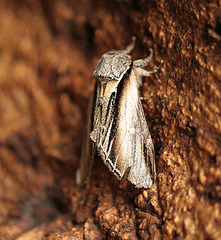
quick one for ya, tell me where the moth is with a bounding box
[76,37,159,188]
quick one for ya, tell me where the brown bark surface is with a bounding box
[0,0,220,239]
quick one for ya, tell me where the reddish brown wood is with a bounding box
[0,0,220,239]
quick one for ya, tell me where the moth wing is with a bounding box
[100,69,155,188]
[119,70,155,188]
[75,88,96,185]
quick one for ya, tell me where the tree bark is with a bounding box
[0,0,220,239]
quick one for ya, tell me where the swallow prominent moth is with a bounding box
[77,37,158,188]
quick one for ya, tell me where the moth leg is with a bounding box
[90,129,97,143]
[122,36,136,54]
[140,93,153,100]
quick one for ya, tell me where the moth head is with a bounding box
[93,51,132,81]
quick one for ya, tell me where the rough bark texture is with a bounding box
[0,0,220,239]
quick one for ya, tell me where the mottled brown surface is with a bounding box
[0,0,220,239]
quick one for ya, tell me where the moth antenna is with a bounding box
[122,36,136,54]
[134,59,163,77]
[133,49,153,68]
